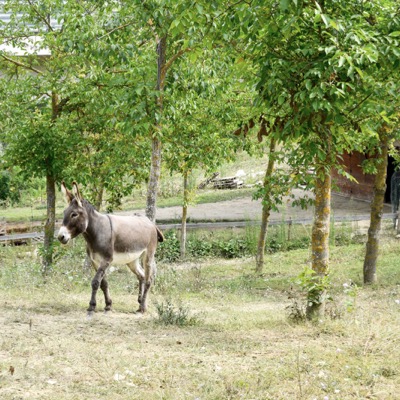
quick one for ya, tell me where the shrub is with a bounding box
[216,237,250,258]
[154,298,202,326]
[157,230,181,262]
[156,225,313,262]
[187,237,213,258]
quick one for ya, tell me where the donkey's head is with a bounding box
[57,182,89,244]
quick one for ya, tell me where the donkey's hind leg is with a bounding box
[100,277,112,312]
[139,252,156,313]
[127,259,145,312]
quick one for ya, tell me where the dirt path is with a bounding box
[122,189,392,223]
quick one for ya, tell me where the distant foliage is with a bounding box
[0,170,22,206]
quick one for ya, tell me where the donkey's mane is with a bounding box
[82,199,97,212]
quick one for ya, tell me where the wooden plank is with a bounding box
[1,213,397,243]
[0,218,6,236]
[0,231,44,243]
[159,213,397,231]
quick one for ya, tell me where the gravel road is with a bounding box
[124,189,392,223]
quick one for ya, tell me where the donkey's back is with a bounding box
[109,214,164,255]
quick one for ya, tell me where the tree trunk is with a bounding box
[146,35,167,222]
[363,131,390,284]
[42,174,56,274]
[306,165,331,320]
[94,181,105,211]
[180,171,189,259]
[146,137,162,222]
[42,92,60,273]
[255,137,276,274]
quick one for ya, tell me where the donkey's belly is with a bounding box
[92,250,144,266]
[112,250,144,265]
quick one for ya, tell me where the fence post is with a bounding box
[397,211,400,235]
[0,218,6,236]
[287,217,292,241]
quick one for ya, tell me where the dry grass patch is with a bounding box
[1,241,400,399]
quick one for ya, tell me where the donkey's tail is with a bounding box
[156,226,165,243]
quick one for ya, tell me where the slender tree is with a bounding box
[228,0,400,317]
[1,2,72,270]
[161,46,254,257]
[255,136,276,274]
[0,0,148,268]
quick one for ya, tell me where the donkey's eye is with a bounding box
[71,212,78,218]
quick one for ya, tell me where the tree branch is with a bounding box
[97,20,136,40]
[346,92,373,114]
[0,54,43,75]
[161,47,193,82]
[26,0,53,32]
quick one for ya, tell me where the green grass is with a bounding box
[1,233,400,399]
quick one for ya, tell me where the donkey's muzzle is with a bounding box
[57,226,71,244]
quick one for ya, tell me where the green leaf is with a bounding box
[329,19,339,30]
[280,0,290,11]
[321,14,329,28]
[354,67,364,79]
[196,3,204,15]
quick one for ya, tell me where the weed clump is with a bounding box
[154,298,203,327]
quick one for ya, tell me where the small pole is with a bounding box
[397,211,400,235]
[288,217,293,241]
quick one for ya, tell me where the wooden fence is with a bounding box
[0,218,6,236]
[1,212,397,245]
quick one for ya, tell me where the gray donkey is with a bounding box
[57,182,164,317]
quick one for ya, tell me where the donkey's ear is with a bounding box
[72,182,83,207]
[61,181,74,204]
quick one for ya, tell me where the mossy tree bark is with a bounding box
[306,164,332,320]
[255,137,276,274]
[363,130,390,284]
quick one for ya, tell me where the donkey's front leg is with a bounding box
[88,263,109,317]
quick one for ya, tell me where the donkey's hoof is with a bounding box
[86,311,95,320]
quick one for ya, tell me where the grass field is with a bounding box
[1,231,400,400]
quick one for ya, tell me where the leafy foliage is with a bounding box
[295,266,332,310]
[0,169,23,206]
[157,225,313,263]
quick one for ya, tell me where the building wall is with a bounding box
[332,152,376,201]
